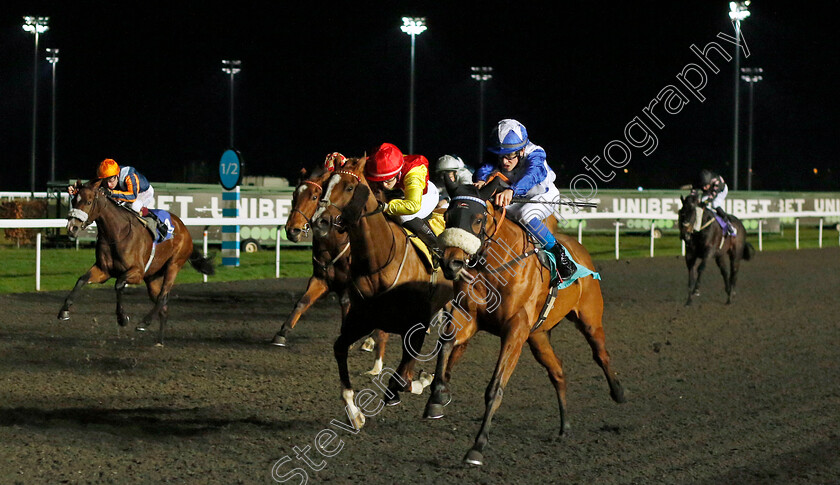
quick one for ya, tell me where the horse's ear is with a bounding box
[443,171,460,196]
[680,195,685,203]
[478,176,505,200]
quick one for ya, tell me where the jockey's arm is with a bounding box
[384,165,427,216]
[108,173,140,202]
[509,152,548,197]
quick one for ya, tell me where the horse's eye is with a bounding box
[345,184,354,192]
[86,201,92,206]
[311,195,318,200]
[471,217,483,233]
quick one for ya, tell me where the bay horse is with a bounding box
[312,156,454,429]
[270,164,388,375]
[678,192,755,305]
[60,179,215,345]
[423,178,626,466]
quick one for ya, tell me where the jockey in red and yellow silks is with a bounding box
[364,143,444,262]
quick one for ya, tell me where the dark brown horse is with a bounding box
[423,180,626,466]
[60,179,214,344]
[270,165,388,375]
[312,156,453,429]
[678,193,755,305]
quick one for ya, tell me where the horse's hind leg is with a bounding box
[567,292,626,404]
[58,266,109,320]
[716,254,732,304]
[527,331,569,435]
[728,251,742,303]
[271,276,329,347]
[141,265,178,345]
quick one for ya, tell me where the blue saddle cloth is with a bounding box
[543,245,601,289]
[147,209,175,243]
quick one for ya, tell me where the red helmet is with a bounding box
[365,143,404,181]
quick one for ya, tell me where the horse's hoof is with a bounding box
[270,335,287,347]
[463,449,484,466]
[57,310,70,321]
[359,337,375,352]
[135,325,147,332]
[384,394,401,407]
[154,342,164,348]
[423,403,445,419]
[118,315,130,327]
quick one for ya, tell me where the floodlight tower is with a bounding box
[23,16,49,195]
[741,67,763,191]
[728,1,750,191]
[471,66,494,165]
[401,17,427,153]
[221,60,242,148]
[47,48,59,183]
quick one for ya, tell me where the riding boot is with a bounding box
[403,217,443,268]
[548,243,577,281]
[715,207,735,236]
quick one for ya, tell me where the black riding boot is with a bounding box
[403,217,443,267]
[548,243,577,281]
[715,207,735,236]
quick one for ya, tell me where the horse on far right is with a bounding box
[678,192,755,305]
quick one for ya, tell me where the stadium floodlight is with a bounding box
[23,16,50,195]
[401,17,426,153]
[728,1,750,190]
[221,60,242,148]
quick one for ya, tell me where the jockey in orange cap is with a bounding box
[68,159,163,235]
[365,143,445,262]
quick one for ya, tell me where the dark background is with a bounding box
[1,1,837,192]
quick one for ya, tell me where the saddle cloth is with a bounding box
[713,213,737,236]
[541,245,601,289]
[146,209,175,243]
[404,212,445,271]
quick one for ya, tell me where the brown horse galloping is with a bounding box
[424,180,626,466]
[678,193,755,305]
[60,179,214,345]
[312,156,453,429]
[270,164,388,375]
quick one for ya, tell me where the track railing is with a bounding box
[2,211,839,290]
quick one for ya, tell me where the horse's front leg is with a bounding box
[271,276,329,347]
[58,265,109,320]
[685,254,698,306]
[424,308,477,419]
[464,319,530,467]
[115,268,144,328]
[334,308,374,430]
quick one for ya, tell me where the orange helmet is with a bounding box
[97,158,120,179]
[365,143,404,182]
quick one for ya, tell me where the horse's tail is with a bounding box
[189,249,215,275]
[743,242,755,261]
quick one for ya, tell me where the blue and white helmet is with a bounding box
[487,119,528,154]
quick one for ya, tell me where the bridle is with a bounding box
[291,179,323,236]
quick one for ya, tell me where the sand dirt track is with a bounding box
[1,247,839,484]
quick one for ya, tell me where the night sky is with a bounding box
[1,2,837,192]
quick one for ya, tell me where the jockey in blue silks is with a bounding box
[474,119,577,280]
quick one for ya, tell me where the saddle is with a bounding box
[143,209,175,243]
[712,213,737,237]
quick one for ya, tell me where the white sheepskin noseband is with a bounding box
[440,227,482,255]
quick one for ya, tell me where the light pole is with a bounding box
[23,16,49,195]
[471,66,493,166]
[401,17,426,154]
[728,1,750,191]
[741,67,763,191]
[47,48,59,183]
[221,60,242,148]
